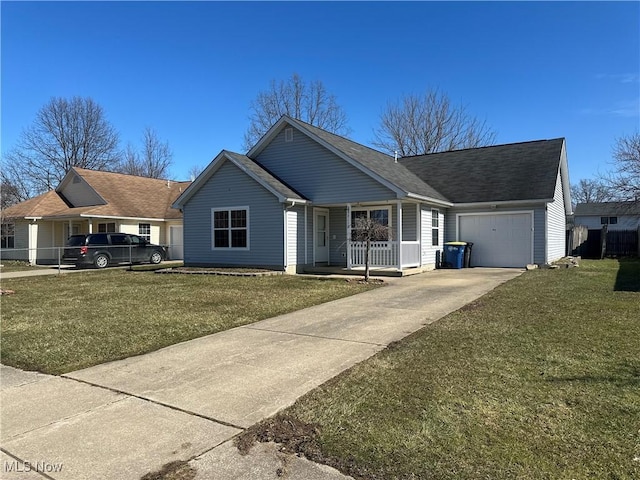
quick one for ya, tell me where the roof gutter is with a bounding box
[405,192,453,207]
[453,198,554,208]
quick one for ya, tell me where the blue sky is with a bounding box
[2,1,639,184]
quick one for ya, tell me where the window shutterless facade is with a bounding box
[98,222,116,233]
[601,216,618,225]
[350,207,391,241]
[212,207,249,249]
[138,223,151,242]
[1,222,15,248]
[431,209,440,246]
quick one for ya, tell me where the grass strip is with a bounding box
[1,270,379,374]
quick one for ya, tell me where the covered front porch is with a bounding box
[312,200,434,272]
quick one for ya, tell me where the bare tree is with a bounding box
[3,97,121,197]
[1,163,31,208]
[350,216,392,282]
[601,131,640,201]
[119,127,173,179]
[571,179,613,206]
[373,88,497,156]
[243,73,350,150]
[186,164,204,181]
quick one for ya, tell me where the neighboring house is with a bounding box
[1,168,190,264]
[172,116,572,272]
[573,201,640,231]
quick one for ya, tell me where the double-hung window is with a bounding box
[98,222,116,233]
[431,209,440,246]
[1,222,15,249]
[138,223,151,242]
[212,207,249,249]
[350,207,391,241]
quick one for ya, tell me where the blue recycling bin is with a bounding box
[444,242,466,269]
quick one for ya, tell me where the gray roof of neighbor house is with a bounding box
[283,117,450,203]
[574,201,640,216]
[399,138,566,204]
[223,151,307,202]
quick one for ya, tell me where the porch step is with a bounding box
[302,266,434,277]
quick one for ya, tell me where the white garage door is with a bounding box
[458,213,533,268]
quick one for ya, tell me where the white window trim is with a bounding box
[431,209,440,246]
[1,222,15,249]
[138,223,151,242]
[349,206,393,241]
[211,206,250,250]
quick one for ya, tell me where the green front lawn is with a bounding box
[257,259,640,479]
[0,270,379,374]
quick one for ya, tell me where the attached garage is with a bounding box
[458,212,533,268]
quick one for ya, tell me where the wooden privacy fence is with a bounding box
[568,226,639,258]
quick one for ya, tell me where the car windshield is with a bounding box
[66,236,85,246]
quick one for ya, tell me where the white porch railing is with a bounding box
[349,241,421,268]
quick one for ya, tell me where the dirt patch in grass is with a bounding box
[236,415,321,458]
[140,460,196,480]
[235,415,379,480]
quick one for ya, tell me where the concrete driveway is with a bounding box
[1,268,522,479]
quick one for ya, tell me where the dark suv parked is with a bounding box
[62,233,166,269]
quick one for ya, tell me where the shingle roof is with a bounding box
[71,168,190,219]
[2,168,190,220]
[223,151,307,202]
[399,138,565,203]
[1,190,70,219]
[284,117,450,203]
[574,201,640,216]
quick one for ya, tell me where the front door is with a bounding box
[314,209,329,264]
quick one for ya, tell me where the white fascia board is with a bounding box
[453,199,552,208]
[405,192,453,207]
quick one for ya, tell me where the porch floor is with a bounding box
[302,265,435,277]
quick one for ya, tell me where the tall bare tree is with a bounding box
[119,127,173,179]
[571,178,613,206]
[243,73,350,150]
[3,97,121,197]
[601,131,640,201]
[373,88,497,156]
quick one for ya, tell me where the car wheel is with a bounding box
[150,251,163,264]
[94,254,109,269]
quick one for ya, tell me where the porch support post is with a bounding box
[397,200,403,270]
[87,218,93,234]
[346,203,352,269]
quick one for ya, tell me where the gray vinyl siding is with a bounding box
[546,169,567,262]
[574,215,640,230]
[401,203,418,241]
[329,207,348,266]
[182,160,284,268]
[446,205,547,265]
[255,128,396,204]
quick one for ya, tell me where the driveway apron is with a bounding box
[1,268,522,479]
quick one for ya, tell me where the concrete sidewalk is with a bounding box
[1,268,522,480]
